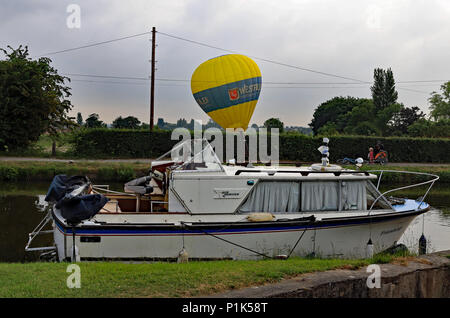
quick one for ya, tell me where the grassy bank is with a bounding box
[0,161,149,182]
[0,254,402,298]
[0,160,449,183]
[351,164,450,183]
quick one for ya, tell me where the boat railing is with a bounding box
[234,169,371,176]
[25,210,56,253]
[367,170,439,214]
[91,185,136,196]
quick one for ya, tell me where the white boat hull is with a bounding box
[53,205,425,261]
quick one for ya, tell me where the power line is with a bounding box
[158,31,369,83]
[396,87,429,94]
[38,31,151,57]
[65,73,149,81]
[38,27,443,95]
[71,79,148,85]
[64,73,448,85]
[69,78,435,92]
[157,31,446,95]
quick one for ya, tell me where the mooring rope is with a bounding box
[183,217,315,260]
[287,227,308,259]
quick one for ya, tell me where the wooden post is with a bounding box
[150,27,156,131]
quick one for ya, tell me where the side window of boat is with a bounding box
[301,181,339,211]
[239,180,378,213]
[239,181,301,213]
[340,181,367,211]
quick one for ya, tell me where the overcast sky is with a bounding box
[1,0,449,126]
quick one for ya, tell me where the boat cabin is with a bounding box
[96,139,391,215]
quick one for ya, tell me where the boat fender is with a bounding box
[247,213,275,222]
[177,248,189,263]
[366,238,374,258]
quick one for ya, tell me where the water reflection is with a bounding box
[0,194,53,262]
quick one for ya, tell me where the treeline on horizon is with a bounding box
[75,113,313,135]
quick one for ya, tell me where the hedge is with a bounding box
[72,129,450,163]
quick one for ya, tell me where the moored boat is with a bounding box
[26,139,439,261]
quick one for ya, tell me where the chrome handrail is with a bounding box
[367,170,439,214]
[25,210,56,252]
[91,185,136,196]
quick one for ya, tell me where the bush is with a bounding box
[0,166,19,181]
[72,129,177,158]
[72,129,450,163]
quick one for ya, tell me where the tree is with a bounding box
[85,113,106,128]
[176,118,188,128]
[112,116,141,129]
[309,97,372,135]
[373,102,403,136]
[77,112,83,126]
[371,67,398,111]
[384,68,398,108]
[317,122,339,136]
[204,119,222,130]
[157,118,165,129]
[408,118,450,137]
[387,106,425,135]
[0,45,73,150]
[263,118,284,133]
[428,81,450,121]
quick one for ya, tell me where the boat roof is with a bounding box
[173,164,377,180]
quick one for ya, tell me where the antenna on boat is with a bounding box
[318,137,330,168]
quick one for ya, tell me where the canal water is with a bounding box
[0,182,449,262]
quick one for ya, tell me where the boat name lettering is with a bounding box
[213,188,246,199]
[380,227,402,236]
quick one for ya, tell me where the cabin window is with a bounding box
[340,181,367,210]
[301,181,367,211]
[301,181,339,211]
[239,181,300,213]
[239,180,372,213]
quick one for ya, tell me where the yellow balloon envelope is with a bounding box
[191,54,262,130]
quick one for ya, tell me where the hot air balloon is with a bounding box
[191,54,262,130]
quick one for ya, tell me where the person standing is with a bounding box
[368,147,374,164]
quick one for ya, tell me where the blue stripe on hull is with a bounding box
[55,210,424,237]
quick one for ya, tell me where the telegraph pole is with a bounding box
[150,27,156,131]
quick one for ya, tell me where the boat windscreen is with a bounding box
[175,139,224,172]
[366,181,393,210]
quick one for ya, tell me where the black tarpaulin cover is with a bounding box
[46,175,108,225]
[56,194,109,225]
[45,175,89,202]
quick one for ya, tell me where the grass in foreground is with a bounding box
[0,254,402,298]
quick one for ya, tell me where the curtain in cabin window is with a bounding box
[239,181,300,213]
[301,181,367,211]
[341,181,366,210]
[301,181,339,211]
